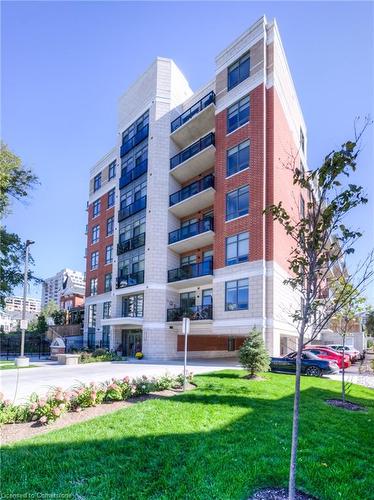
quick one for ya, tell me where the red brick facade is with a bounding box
[177,335,245,352]
[85,192,114,297]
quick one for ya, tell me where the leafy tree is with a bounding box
[42,300,60,319]
[51,309,66,326]
[36,314,48,334]
[331,277,366,403]
[239,329,270,378]
[265,124,373,500]
[0,142,39,306]
[365,309,374,339]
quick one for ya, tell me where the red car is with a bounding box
[304,346,351,369]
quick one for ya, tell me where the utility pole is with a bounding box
[16,239,34,367]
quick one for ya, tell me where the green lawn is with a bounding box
[0,360,36,370]
[1,371,374,499]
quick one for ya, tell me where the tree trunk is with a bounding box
[288,330,305,500]
[342,335,346,404]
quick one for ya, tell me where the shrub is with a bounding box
[132,375,156,396]
[92,348,108,357]
[28,387,71,424]
[153,373,175,391]
[0,394,29,424]
[239,328,270,378]
[70,383,105,410]
[173,371,194,388]
[104,377,132,402]
[79,351,122,364]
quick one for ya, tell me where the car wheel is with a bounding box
[306,366,322,377]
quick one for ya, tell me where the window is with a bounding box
[226,232,249,265]
[87,329,96,349]
[102,325,110,349]
[90,278,98,296]
[107,188,115,208]
[103,301,111,319]
[90,251,99,270]
[122,294,144,317]
[91,225,100,244]
[106,216,114,236]
[94,173,101,192]
[120,216,145,243]
[88,304,96,327]
[228,52,250,90]
[228,338,235,351]
[180,291,196,309]
[226,185,249,220]
[120,180,147,208]
[92,199,101,218]
[105,245,113,265]
[225,279,249,310]
[300,128,305,153]
[108,161,116,180]
[202,289,213,306]
[118,252,144,277]
[181,255,197,266]
[203,250,213,261]
[227,140,250,177]
[227,96,250,133]
[104,272,112,292]
[122,111,149,143]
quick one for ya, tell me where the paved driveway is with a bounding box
[0,358,241,403]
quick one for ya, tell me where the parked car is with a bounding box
[327,344,361,362]
[304,346,351,369]
[270,351,339,377]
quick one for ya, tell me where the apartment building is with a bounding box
[41,269,85,308]
[84,16,307,359]
[0,296,41,333]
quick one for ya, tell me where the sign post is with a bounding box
[182,317,190,391]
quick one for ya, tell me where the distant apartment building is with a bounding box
[41,269,85,308]
[0,296,41,333]
[84,17,307,359]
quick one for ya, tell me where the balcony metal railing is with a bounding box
[170,91,216,133]
[168,217,213,245]
[167,304,213,322]
[170,132,215,170]
[120,124,149,157]
[119,160,148,189]
[168,258,213,283]
[117,232,145,256]
[118,196,146,222]
[169,174,214,207]
[116,270,144,289]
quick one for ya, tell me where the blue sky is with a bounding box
[2,1,374,302]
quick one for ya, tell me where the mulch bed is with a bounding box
[1,384,195,446]
[249,488,317,499]
[325,399,366,411]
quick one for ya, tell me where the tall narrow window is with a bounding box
[226,140,250,177]
[91,225,100,244]
[105,245,113,264]
[94,173,101,192]
[107,188,115,208]
[227,96,250,133]
[108,161,116,180]
[90,278,98,296]
[104,272,112,292]
[102,301,111,319]
[106,216,114,236]
[90,251,99,270]
[226,185,249,221]
[228,52,250,90]
[92,199,101,218]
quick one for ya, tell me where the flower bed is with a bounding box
[0,372,193,425]
[78,348,122,363]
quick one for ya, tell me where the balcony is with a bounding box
[118,196,146,222]
[116,270,144,289]
[119,160,148,189]
[170,133,215,183]
[117,232,145,256]
[170,91,215,148]
[120,125,149,157]
[168,218,214,253]
[167,304,213,322]
[169,174,215,218]
[168,259,213,288]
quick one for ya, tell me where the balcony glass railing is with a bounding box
[171,91,216,133]
[169,174,214,206]
[120,125,149,157]
[117,232,145,256]
[170,132,215,170]
[168,217,213,245]
[116,270,144,289]
[118,196,146,222]
[167,304,213,322]
[168,258,213,283]
[119,160,148,189]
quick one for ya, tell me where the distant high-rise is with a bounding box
[41,269,85,308]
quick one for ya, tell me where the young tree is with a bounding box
[331,277,366,403]
[51,309,66,326]
[0,142,40,306]
[265,125,373,500]
[36,314,48,334]
[239,328,270,378]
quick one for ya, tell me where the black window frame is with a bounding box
[227,96,250,133]
[92,199,101,218]
[102,301,111,319]
[90,251,99,270]
[90,277,98,296]
[107,188,115,209]
[104,272,112,292]
[226,185,249,221]
[108,161,116,181]
[106,216,114,236]
[105,244,113,265]
[91,224,100,244]
[228,52,250,91]
[93,173,102,192]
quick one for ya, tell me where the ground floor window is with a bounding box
[87,328,96,348]
[102,326,110,349]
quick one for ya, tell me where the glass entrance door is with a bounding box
[121,329,142,357]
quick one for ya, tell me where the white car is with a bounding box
[327,344,361,362]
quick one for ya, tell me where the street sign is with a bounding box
[20,319,28,330]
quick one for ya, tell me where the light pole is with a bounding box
[15,239,34,367]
